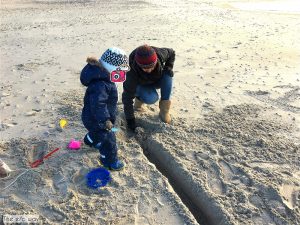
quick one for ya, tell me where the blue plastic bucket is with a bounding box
[86,167,111,188]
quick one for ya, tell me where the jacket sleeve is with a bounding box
[89,83,110,129]
[108,85,118,124]
[158,48,176,71]
[109,103,117,125]
[122,69,138,120]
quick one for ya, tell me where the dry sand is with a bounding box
[1,0,299,224]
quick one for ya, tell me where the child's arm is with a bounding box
[89,83,111,129]
[107,86,118,125]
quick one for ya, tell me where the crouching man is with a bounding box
[122,44,175,131]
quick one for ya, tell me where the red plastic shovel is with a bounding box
[30,147,60,168]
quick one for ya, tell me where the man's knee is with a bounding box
[139,92,159,104]
[136,85,159,104]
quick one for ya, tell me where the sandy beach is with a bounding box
[1,0,299,224]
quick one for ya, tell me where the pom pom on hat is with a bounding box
[100,47,129,73]
[135,45,158,69]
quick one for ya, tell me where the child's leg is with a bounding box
[98,131,118,165]
[84,131,106,151]
[83,133,94,147]
[84,131,124,170]
[98,131,125,170]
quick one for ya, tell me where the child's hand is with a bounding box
[105,120,113,130]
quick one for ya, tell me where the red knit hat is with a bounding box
[135,45,158,69]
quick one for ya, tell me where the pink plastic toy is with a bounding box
[68,139,81,150]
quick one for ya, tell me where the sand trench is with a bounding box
[131,103,300,225]
[136,133,229,225]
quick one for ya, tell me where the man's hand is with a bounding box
[126,118,137,131]
[105,120,113,130]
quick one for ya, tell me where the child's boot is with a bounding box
[108,160,125,171]
[83,133,94,147]
[99,157,125,171]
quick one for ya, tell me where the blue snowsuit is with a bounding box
[80,57,118,164]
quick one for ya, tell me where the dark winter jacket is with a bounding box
[81,57,118,132]
[122,47,175,119]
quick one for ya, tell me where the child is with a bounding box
[80,47,128,171]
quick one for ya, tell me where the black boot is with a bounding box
[83,133,94,147]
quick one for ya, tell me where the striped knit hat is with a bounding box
[135,45,158,69]
[100,47,128,73]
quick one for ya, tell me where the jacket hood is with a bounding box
[80,57,111,86]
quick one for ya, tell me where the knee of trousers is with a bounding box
[138,90,159,104]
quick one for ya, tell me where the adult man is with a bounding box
[122,44,175,131]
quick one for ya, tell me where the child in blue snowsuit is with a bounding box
[80,47,128,171]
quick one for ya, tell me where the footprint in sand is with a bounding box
[245,86,300,113]
[249,185,294,225]
[52,172,68,198]
[133,192,156,225]
[206,164,226,195]
[72,168,88,185]
[279,184,300,210]
[218,159,252,186]
[195,153,226,195]
[15,62,40,72]
[71,168,93,193]
[40,204,66,222]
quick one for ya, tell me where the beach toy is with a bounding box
[30,148,60,168]
[86,167,111,189]
[59,119,68,129]
[68,139,81,150]
[0,159,12,179]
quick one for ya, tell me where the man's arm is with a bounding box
[155,47,176,74]
[122,70,138,120]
